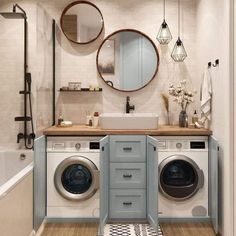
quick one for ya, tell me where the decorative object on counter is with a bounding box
[168,80,196,127]
[171,0,187,62]
[93,112,99,127]
[156,0,172,44]
[97,29,159,92]
[60,1,104,44]
[161,93,170,125]
[60,121,73,127]
[58,114,64,125]
[192,110,199,128]
[200,67,212,128]
[179,110,188,127]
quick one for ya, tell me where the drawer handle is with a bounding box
[123,147,132,151]
[123,202,132,206]
[123,174,132,178]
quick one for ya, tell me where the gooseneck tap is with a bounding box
[126,96,135,113]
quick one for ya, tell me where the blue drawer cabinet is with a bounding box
[99,135,159,236]
[110,163,146,189]
[109,189,146,219]
[110,135,146,162]
[109,135,148,220]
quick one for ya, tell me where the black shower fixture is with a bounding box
[0,4,35,149]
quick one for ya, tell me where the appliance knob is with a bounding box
[75,143,81,150]
[176,142,182,149]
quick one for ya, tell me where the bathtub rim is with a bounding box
[0,162,33,200]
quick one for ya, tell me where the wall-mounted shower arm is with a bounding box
[13,4,27,19]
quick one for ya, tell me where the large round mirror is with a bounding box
[97,29,159,92]
[60,1,104,44]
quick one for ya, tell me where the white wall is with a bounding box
[0,0,200,144]
[196,0,232,235]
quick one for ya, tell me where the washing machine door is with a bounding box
[54,156,99,201]
[159,155,204,201]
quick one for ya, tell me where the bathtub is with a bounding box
[0,149,34,236]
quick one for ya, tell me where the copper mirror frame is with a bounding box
[60,1,104,44]
[96,29,160,92]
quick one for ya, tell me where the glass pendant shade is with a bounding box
[171,37,187,62]
[156,20,172,44]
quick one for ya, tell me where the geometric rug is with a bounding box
[104,223,164,236]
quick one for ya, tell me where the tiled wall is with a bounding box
[0,0,198,145]
[46,0,199,125]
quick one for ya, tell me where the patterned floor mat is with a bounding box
[104,223,164,236]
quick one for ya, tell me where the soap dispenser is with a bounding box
[192,110,198,127]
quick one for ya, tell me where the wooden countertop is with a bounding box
[43,125,212,136]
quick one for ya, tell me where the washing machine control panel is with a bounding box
[47,136,103,152]
[157,137,208,151]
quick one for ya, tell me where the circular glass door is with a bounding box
[159,155,204,200]
[54,156,99,201]
[61,164,92,194]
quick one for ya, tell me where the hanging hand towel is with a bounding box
[200,67,212,124]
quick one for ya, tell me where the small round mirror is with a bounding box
[60,1,104,44]
[97,29,159,92]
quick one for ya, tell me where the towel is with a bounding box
[200,68,212,124]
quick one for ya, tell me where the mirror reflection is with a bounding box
[97,30,159,92]
[61,1,104,44]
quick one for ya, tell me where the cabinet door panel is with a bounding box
[147,136,158,232]
[209,136,219,234]
[34,136,46,232]
[99,136,109,236]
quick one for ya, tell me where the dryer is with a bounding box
[47,136,103,218]
[156,136,208,219]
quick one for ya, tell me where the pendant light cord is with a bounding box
[163,0,165,20]
[178,0,180,37]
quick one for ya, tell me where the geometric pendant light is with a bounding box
[156,0,172,44]
[171,0,187,62]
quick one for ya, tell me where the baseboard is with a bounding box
[35,219,46,236]
[45,217,100,223]
[159,217,210,223]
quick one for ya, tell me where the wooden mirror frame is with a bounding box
[96,29,160,92]
[60,0,104,45]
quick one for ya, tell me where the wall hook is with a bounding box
[208,62,211,68]
[212,59,219,67]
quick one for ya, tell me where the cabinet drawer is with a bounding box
[110,135,146,162]
[110,163,146,188]
[109,189,146,219]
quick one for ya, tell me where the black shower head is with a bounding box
[0,12,25,19]
[0,4,27,20]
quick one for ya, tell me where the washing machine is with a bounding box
[47,136,103,218]
[156,136,208,218]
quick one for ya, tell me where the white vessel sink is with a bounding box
[99,113,159,130]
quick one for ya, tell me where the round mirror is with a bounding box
[97,29,159,92]
[60,1,104,44]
